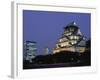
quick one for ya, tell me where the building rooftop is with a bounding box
[64,21,79,30]
[26,41,37,43]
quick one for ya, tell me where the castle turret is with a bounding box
[53,22,86,54]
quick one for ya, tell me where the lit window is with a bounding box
[69,36,72,39]
[74,36,79,39]
[71,40,77,45]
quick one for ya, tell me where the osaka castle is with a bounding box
[53,21,86,54]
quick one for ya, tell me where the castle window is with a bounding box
[74,36,79,40]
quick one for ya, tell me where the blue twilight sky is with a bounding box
[23,10,91,55]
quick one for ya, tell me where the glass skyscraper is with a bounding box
[24,41,37,63]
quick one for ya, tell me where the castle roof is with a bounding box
[64,21,79,30]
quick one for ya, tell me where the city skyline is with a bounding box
[23,10,91,55]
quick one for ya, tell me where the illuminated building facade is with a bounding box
[24,41,37,63]
[53,22,86,54]
[44,47,49,55]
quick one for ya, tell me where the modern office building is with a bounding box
[53,22,86,54]
[44,47,49,55]
[23,41,37,63]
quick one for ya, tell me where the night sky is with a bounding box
[23,10,91,55]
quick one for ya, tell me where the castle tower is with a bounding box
[53,22,86,54]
